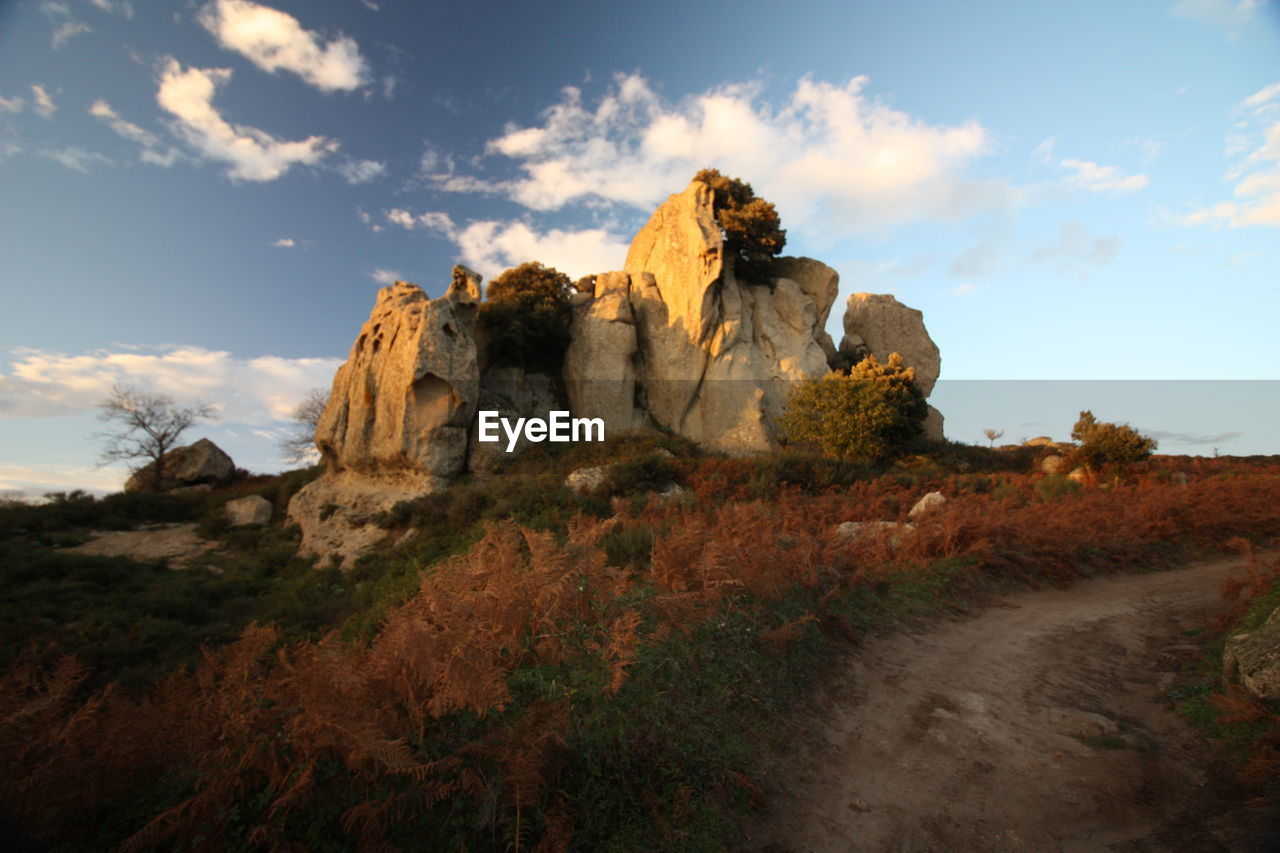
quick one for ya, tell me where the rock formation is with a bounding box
[290,178,946,566]
[288,272,480,566]
[124,437,234,493]
[840,292,943,439]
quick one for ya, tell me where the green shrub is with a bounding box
[477,261,573,372]
[1035,474,1081,502]
[1071,410,1157,472]
[601,452,680,498]
[694,168,786,284]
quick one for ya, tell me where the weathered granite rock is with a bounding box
[445,264,482,305]
[314,281,479,479]
[923,405,945,442]
[224,494,272,527]
[564,271,649,433]
[1067,467,1089,484]
[613,178,837,453]
[1040,454,1066,475]
[1224,606,1280,701]
[565,464,613,495]
[124,438,234,493]
[840,292,942,397]
[908,491,945,519]
[289,279,479,566]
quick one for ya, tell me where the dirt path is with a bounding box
[743,556,1280,852]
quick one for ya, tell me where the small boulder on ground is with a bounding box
[1040,455,1065,475]
[908,491,945,519]
[224,495,273,527]
[1067,467,1089,484]
[566,464,613,495]
[837,520,916,547]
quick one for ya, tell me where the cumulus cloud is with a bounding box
[336,157,386,184]
[368,268,403,284]
[434,73,1005,237]
[384,206,630,279]
[1179,81,1280,227]
[156,57,339,181]
[272,237,296,247]
[197,0,370,93]
[1171,0,1267,38]
[1026,222,1121,277]
[1059,158,1149,194]
[31,85,56,119]
[40,146,113,172]
[0,345,342,425]
[89,98,184,167]
[0,95,23,114]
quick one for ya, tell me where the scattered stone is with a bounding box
[908,491,945,519]
[836,520,916,547]
[62,523,219,567]
[224,495,272,527]
[124,438,234,493]
[1024,436,1057,448]
[1067,467,1089,484]
[1040,455,1066,475]
[1046,707,1121,739]
[1224,609,1280,701]
[566,464,613,495]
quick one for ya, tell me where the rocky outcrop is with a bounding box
[288,271,480,566]
[124,438,234,493]
[565,180,837,453]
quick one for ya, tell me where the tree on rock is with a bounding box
[777,354,926,461]
[95,384,217,491]
[477,261,574,372]
[694,168,786,284]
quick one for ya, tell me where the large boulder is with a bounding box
[224,494,272,527]
[840,292,942,397]
[1224,606,1280,702]
[124,438,234,493]
[289,275,480,566]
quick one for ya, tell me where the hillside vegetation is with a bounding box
[3,441,1280,851]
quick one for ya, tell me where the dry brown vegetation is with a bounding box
[4,454,1280,850]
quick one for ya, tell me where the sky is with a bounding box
[1,0,1278,495]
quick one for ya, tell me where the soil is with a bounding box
[742,556,1280,852]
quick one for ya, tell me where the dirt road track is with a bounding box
[743,557,1280,852]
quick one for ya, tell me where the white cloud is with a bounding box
[0,464,130,498]
[0,95,24,114]
[51,21,91,48]
[1179,81,1280,227]
[40,146,113,172]
[368,267,403,284]
[89,98,185,167]
[454,220,630,280]
[156,57,339,181]
[357,206,384,232]
[31,85,56,119]
[0,344,342,424]
[336,157,386,184]
[1171,0,1266,38]
[382,205,630,279]
[272,237,296,247]
[1026,222,1121,277]
[197,0,370,93]
[1031,137,1056,165]
[436,73,1004,237]
[1059,158,1149,194]
[88,0,134,17]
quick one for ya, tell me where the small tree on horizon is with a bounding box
[278,387,328,466]
[1070,410,1157,474]
[95,384,216,491]
[983,428,1005,447]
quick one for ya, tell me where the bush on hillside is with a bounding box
[1070,410,1157,473]
[694,168,786,284]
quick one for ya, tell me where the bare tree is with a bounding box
[982,428,1005,447]
[96,384,216,491]
[278,387,328,466]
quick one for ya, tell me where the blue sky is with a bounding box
[1,0,1277,494]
